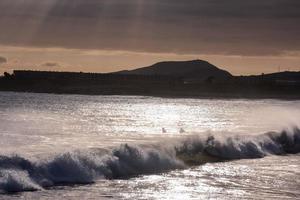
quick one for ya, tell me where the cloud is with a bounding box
[38,61,71,71]
[40,62,61,68]
[0,0,299,56]
[0,56,7,65]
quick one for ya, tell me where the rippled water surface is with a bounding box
[0,92,299,199]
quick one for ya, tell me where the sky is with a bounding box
[0,0,300,75]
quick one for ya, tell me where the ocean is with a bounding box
[0,92,299,199]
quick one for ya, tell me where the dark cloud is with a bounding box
[0,56,7,64]
[0,0,299,56]
[41,62,61,68]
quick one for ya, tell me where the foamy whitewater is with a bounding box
[0,92,299,199]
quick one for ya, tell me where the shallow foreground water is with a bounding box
[0,92,299,199]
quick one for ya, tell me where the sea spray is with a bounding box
[0,127,299,193]
[0,144,184,193]
[176,127,300,161]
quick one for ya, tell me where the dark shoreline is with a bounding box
[1,88,300,100]
[1,68,300,100]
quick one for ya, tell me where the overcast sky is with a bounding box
[0,0,300,75]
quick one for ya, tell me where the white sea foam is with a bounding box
[0,127,299,193]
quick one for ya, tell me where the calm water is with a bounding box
[0,92,299,199]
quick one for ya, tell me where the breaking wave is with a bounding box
[0,127,299,193]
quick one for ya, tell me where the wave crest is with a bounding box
[0,127,299,193]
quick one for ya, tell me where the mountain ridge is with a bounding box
[116,59,232,80]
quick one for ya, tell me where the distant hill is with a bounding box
[248,71,300,80]
[1,60,300,99]
[117,60,232,80]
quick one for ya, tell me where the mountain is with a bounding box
[117,60,232,80]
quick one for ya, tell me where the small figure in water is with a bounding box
[180,128,185,133]
[162,128,167,133]
[206,135,215,147]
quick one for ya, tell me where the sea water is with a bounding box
[0,92,299,199]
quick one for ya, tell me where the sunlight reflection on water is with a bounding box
[0,92,300,199]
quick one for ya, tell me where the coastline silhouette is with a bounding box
[1,60,300,99]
